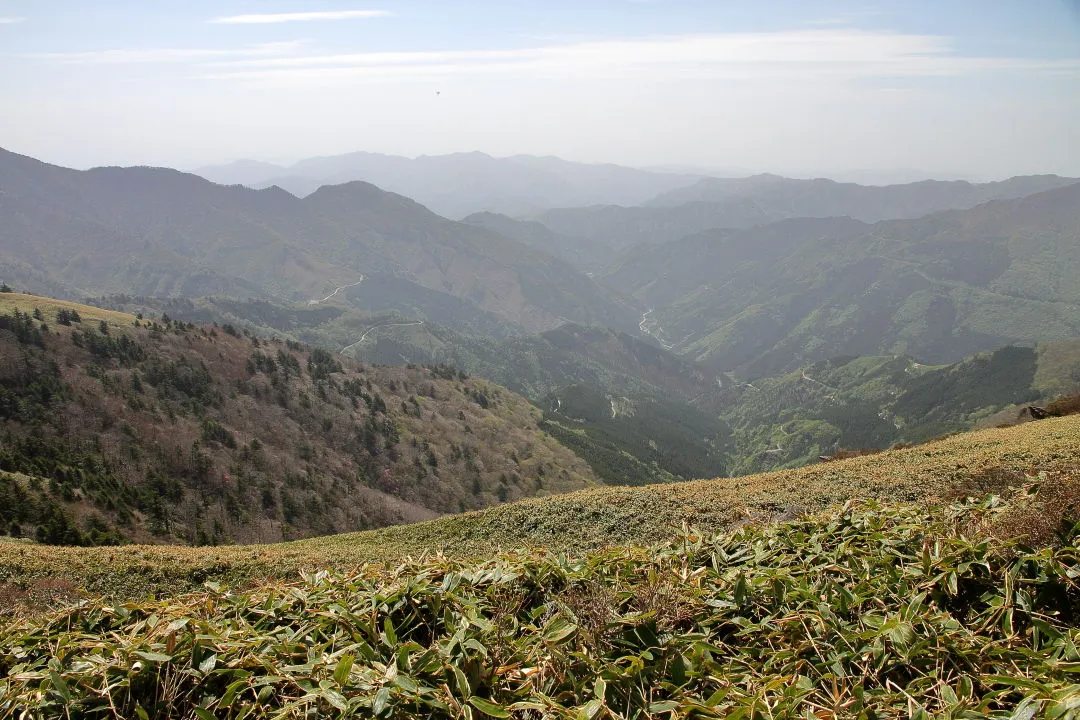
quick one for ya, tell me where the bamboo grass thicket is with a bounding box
[2,494,1079,719]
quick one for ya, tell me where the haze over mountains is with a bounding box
[6,146,1080,369]
[518,174,1080,272]
[194,151,705,219]
[9,4,1080,713]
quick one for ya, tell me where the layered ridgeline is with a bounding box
[517,173,1078,272]
[601,183,1080,374]
[0,293,597,546]
[644,172,1077,213]
[194,151,705,218]
[3,416,1080,718]
[6,145,1080,379]
[7,146,1080,490]
[0,148,637,335]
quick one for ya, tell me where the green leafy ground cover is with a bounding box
[2,494,1079,718]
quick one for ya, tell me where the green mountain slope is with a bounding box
[88,293,1080,488]
[91,295,737,486]
[540,382,729,485]
[717,342,1080,475]
[604,183,1080,374]
[0,293,597,546]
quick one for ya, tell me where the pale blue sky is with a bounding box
[2,1,1079,179]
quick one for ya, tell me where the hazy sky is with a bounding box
[2,0,1080,180]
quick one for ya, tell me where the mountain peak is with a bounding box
[304,179,428,212]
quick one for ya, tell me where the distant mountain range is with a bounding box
[644,173,1074,212]
[194,151,705,219]
[7,145,1080,377]
[0,148,638,335]
[516,174,1079,271]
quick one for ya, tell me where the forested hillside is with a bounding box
[0,294,596,546]
[717,343,1080,475]
[80,292,1080,486]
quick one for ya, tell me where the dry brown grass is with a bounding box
[817,448,885,462]
[990,471,1080,548]
[1047,393,1080,417]
[0,577,81,617]
[0,292,135,328]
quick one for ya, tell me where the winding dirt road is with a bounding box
[639,309,674,350]
[340,321,425,355]
[309,278,365,305]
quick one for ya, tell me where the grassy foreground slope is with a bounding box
[2,493,1079,718]
[3,414,1080,604]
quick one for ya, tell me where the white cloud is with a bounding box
[24,41,304,65]
[0,16,25,24]
[209,10,391,24]
[193,30,1080,85]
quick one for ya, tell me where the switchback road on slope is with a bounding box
[340,321,425,355]
[309,278,365,305]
